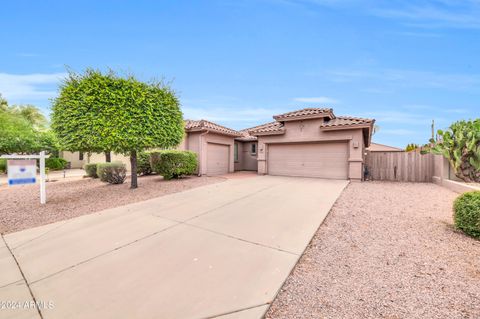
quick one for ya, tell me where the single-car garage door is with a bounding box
[207,143,229,175]
[267,142,348,179]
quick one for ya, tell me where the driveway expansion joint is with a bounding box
[0,279,23,289]
[200,302,270,319]
[184,222,300,256]
[1,234,44,319]
[185,182,283,223]
[10,221,70,250]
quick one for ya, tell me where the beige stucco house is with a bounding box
[367,142,404,152]
[62,108,374,181]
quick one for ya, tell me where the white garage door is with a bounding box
[267,142,348,179]
[207,143,229,176]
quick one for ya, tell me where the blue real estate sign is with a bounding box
[7,160,37,186]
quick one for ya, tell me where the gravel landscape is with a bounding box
[266,182,480,319]
[0,174,224,234]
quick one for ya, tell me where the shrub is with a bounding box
[45,158,68,170]
[150,150,198,180]
[453,191,480,239]
[97,162,127,184]
[84,163,98,178]
[137,151,152,176]
[0,159,6,173]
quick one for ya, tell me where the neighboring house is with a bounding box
[60,151,133,171]
[366,142,404,152]
[61,107,375,181]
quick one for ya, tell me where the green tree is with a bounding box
[0,99,58,154]
[8,104,48,129]
[0,111,37,154]
[51,69,184,188]
[0,93,8,111]
[405,143,419,152]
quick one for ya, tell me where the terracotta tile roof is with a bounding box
[273,108,334,121]
[235,129,258,141]
[184,119,242,136]
[247,121,285,135]
[320,116,374,129]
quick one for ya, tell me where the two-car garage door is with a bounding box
[267,142,348,179]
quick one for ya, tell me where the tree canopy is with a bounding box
[0,98,58,155]
[51,69,184,188]
[405,143,419,152]
[0,94,8,111]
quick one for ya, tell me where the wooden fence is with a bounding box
[365,151,434,182]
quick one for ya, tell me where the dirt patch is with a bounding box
[0,175,224,234]
[266,182,480,319]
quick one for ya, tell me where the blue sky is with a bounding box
[0,0,478,148]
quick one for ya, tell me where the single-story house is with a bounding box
[367,142,404,152]
[61,107,374,181]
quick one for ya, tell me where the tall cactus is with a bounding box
[430,119,480,183]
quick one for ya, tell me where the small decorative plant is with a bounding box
[84,163,98,178]
[0,158,6,173]
[150,150,198,180]
[96,162,127,184]
[137,151,153,176]
[45,158,68,170]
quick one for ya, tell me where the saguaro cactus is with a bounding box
[430,119,480,183]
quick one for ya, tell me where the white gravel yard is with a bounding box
[266,182,480,319]
[0,174,224,234]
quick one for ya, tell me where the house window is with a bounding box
[234,143,239,162]
[79,152,84,160]
[251,143,257,155]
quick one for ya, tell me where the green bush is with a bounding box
[454,191,480,239]
[45,158,68,170]
[137,151,152,176]
[0,159,6,173]
[150,150,198,180]
[84,163,98,178]
[97,162,127,184]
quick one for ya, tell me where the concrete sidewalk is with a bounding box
[1,176,347,319]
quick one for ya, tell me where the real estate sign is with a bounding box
[7,160,37,186]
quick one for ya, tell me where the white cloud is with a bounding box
[372,3,480,29]
[360,110,444,126]
[182,106,281,123]
[272,0,480,29]
[327,68,480,90]
[293,96,339,104]
[0,72,66,100]
[402,104,470,114]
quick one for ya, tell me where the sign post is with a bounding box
[39,151,46,204]
[1,152,48,204]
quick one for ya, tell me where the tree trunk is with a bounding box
[130,150,138,189]
[105,151,111,162]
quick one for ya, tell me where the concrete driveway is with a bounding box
[1,175,347,319]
